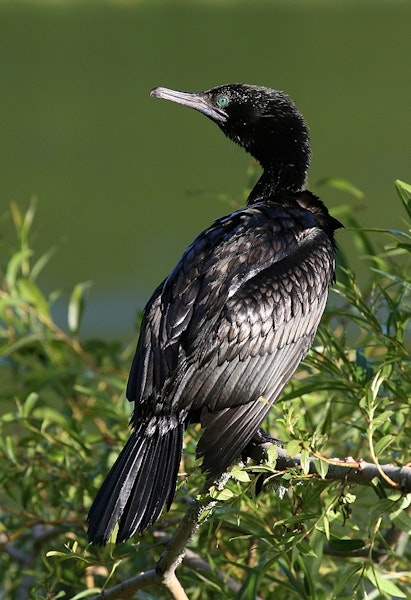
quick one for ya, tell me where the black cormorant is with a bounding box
[87,83,342,545]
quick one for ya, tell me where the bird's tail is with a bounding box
[87,419,183,545]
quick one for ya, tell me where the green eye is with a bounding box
[216,95,229,107]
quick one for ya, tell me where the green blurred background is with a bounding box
[0,0,410,337]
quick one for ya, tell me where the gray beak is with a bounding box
[150,87,227,123]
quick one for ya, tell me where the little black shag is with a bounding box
[87,83,342,545]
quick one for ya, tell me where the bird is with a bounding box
[87,83,342,545]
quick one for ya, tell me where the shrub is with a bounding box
[0,181,410,599]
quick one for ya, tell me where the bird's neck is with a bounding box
[247,162,307,204]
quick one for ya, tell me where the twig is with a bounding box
[90,475,224,600]
[92,569,157,600]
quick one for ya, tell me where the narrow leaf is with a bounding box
[366,567,407,598]
[395,179,411,219]
[312,458,329,479]
[68,281,93,335]
[300,449,310,475]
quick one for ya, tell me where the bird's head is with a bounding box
[150,83,311,193]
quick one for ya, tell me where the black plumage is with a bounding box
[87,83,342,545]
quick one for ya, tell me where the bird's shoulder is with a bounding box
[163,192,325,301]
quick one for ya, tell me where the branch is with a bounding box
[247,442,411,493]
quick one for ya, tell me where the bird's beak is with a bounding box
[150,87,227,123]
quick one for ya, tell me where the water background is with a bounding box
[0,0,410,338]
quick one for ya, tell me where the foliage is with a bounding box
[0,181,410,599]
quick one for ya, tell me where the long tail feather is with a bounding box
[87,421,183,545]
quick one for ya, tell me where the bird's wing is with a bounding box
[170,226,334,414]
[176,228,335,473]
[127,201,332,423]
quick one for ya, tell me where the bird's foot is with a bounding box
[242,427,283,464]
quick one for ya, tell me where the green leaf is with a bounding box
[230,465,250,482]
[312,457,329,479]
[32,406,68,427]
[300,449,310,475]
[365,566,407,598]
[266,443,278,468]
[390,505,411,534]
[46,551,69,558]
[5,248,33,290]
[322,515,330,540]
[10,200,23,232]
[31,245,58,281]
[286,440,300,457]
[22,392,39,417]
[395,179,411,219]
[209,486,235,501]
[374,434,393,455]
[296,540,318,557]
[68,281,93,335]
[20,196,38,240]
[17,278,50,317]
[45,551,91,565]
[5,436,17,464]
